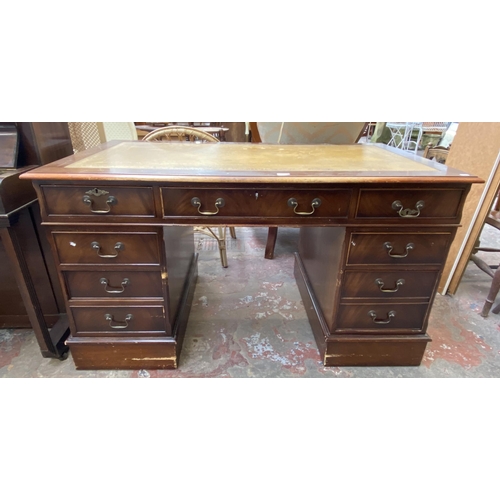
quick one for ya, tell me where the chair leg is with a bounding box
[481,265,500,317]
[197,226,229,268]
[229,227,237,239]
[265,227,278,259]
[217,226,228,268]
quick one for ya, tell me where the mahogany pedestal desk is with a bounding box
[22,141,481,370]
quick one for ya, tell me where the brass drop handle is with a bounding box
[100,277,130,293]
[104,313,133,329]
[287,197,321,215]
[83,194,117,213]
[392,200,424,218]
[375,278,405,293]
[191,197,225,215]
[368,310,396,324]
[91,241,124,258]
[384,242,414,258]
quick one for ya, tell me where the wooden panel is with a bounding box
[0,123,18,168]
[52,231,160,265]
[336,303,429,331]
[163,226,196,320]
[325,335,429,366]
[70,305,166,335]
[67,337,178,369]
[346,232,453,265]
[64,271,163,299]
[298,226,346,331]
[342,270,439,299]
[356,188,464,220]
[16,122,73,167]
[41,185,155,218]
[161,187,352,219]
[439,122,500,294]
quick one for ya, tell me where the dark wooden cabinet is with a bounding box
[22,140,481,369]
[0,122,73,358]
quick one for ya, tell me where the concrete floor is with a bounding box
[1,225,500,378]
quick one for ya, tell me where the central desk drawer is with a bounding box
[70,306,166,335]
[346,232,452,265]
[64,271,163,299]
[41,185,155,218]
[161,188,352,218]
[53,232,160,265]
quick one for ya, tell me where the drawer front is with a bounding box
[161,188,352,219]
[356,188,464,220]
[347,232,452,266]
[41,185,155,218]
[70,306,166,336]
[336,303,429,331]
[53,232,160,265]
[342,270,439,299]
[64,271,163,299]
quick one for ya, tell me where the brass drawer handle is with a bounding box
[91,241,124,258]
[368,310,396,324]
[384,241,414,258]
[287,197,321,215]
[83,194,117,213]
[392,200,424,218]
[375,278,405,293]
[100,277,130,293]
[191,197,225,215]
[104,313,133,329]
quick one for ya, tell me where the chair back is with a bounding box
[142,126,219,143]
[255,122,367,144]
[424,145,450,164]
[68,122,138,152]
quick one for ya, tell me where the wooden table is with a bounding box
[22,141,481,369]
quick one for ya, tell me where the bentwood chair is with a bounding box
[142,126,236,268]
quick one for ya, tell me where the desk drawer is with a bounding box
[70,306,166,336]
[41,185,155,218]
[346,232,452,266]
[161,188,352,219]
[64,271,163,299]
[53,232,160,265]
[342,270,439,299]
[356,188,464,220]
[336,303,429,331]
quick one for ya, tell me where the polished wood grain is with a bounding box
[341,270,439,299]
[346,232,453,265]
[41,185,155,217]
[64,270,163,299]
[161,187,352,219]
[336,302,430,331]
[70,305,167,335]
[52,231,161,265]
[355,188,465,220]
